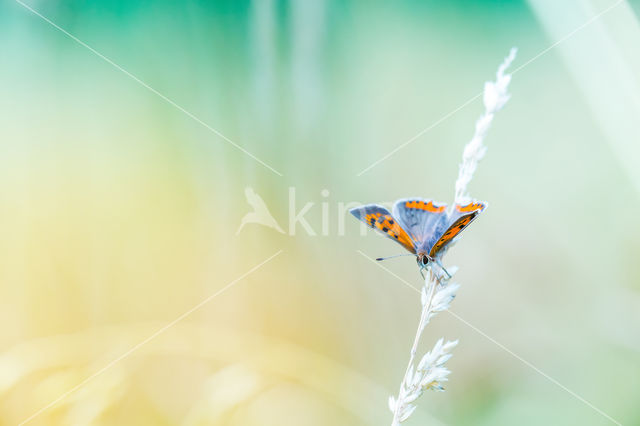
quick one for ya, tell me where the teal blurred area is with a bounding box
[1,0,639,424]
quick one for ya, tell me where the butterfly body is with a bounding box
[351,198,486,270]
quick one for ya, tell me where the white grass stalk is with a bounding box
[389,48,516,425]
[454,47,517,205]
[389,271,458,425]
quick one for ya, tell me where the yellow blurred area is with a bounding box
[0,325,394,425]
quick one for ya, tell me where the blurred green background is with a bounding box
[1,0,639,424]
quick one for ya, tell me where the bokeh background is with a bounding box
[1,0,639,424]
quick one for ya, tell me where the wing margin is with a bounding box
[350,204,416,254]
[428,200,487,257]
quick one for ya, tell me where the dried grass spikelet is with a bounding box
[389,48,516,425]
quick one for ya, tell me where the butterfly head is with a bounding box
[416,252,430,268]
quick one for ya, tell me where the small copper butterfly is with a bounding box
[351,198,486,274]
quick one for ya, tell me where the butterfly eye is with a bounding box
[421,256,429,266]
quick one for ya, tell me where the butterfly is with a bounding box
[351,198,486,275]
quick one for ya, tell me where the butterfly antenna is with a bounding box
[375,253,414,262]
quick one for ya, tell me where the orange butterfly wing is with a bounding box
[428,201,486,257]
[350,205,416,254]
[392,198,448,249]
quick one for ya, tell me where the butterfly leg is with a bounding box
[435,259,452,281]
[426,256,451,282]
